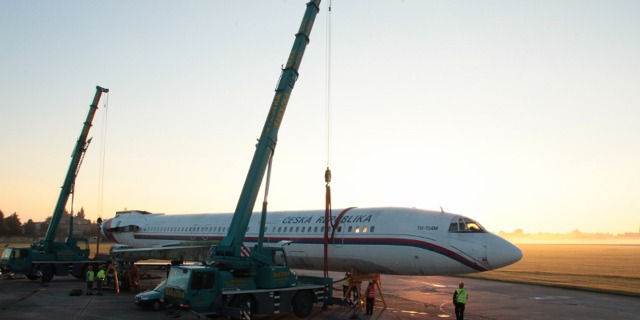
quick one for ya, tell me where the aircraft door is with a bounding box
[448,217,489,270]
[189,224,199,241]
[202,224,212,240]
[332,225,345,248]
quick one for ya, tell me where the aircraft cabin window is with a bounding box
[338,226,342,232]
[355,227,360,233]
[278,227,282,233]
[314,226,318,233]
[348,226,352,232]
[296,227,299,232]
[370,226,375,233]
[363,226,367,233]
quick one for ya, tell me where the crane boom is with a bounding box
[43,86,109,248]
[210,0,321,266]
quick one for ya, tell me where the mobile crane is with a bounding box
[163,1,335,318]
[0,86,109,282]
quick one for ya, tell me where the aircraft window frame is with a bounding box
[370,226,375,233]
[448,216,487,233]
[363,226,367,233]
[314,226,318,233]
[355,226,360,233]
[348,226,352,232]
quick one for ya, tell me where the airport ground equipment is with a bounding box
[0,86,109,281]
[163,1,338,318]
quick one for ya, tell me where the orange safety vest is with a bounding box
[367,285,375,298]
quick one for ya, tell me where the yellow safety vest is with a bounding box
[343,278,350,286]
[86,270,94,282]
[455,288,468,304]
[97,270,105,280]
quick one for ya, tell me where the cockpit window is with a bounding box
[448,217,486,233]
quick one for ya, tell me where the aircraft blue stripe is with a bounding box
[132,233,488,272]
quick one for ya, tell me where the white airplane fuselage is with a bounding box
[101,207,522,276]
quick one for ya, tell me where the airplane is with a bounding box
[100,207,522,276]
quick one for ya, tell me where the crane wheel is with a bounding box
[40,264,55,282]
[229,294,255,319]
[292,290,314,318]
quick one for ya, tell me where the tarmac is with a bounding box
[1,269,639,320]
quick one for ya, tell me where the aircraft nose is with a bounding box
[100,218,113,240]
[486,236,522,269]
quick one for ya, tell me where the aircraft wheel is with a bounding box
[292,290,314,318]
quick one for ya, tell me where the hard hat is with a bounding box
[459,282,464,288]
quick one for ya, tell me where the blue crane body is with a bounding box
[0,86,109,281]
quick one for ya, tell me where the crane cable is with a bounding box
[323,0,333,279]
[96,91,110,226]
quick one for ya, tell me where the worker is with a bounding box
[453,281,468,320]
[342,272,351,299]
[96,265,106,295]
[365,281,375,315]
[85,265,95,295]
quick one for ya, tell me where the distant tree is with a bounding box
[0,209,7,236]
[4,212,23,236]
[76,207,86,220]
[23,219,37,236]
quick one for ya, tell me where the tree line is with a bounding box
[0,208,98,238]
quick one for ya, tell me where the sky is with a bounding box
[1,0,639,235]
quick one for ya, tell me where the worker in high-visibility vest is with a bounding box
[85,265,95,296]
[96,265,106,296]
[365,281,376,315]
[342,272,351,299]
[453,281,468,320]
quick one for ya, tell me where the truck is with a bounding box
[164,1,336,318]
[0,86,109,282]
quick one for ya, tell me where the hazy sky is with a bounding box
[1,0,639,234]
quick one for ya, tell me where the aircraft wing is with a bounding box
[110,242,217,262]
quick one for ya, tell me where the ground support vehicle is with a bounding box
[0,86,109,281]
[134,279,167,311]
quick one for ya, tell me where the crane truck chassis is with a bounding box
[166,264,334,318]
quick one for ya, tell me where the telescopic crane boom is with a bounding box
[42,86,109,250]
[209,0,321,270]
